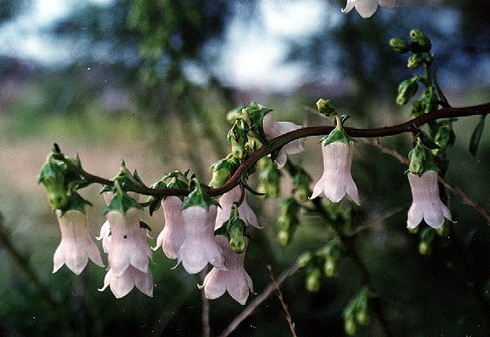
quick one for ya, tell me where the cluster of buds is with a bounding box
[297,240,342,292]
[343,287,370,335]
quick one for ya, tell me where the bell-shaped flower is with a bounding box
[153,196,186,260]
[105,207,152,276]
[177,205,225,274]
[342,0,397,18]
[407,170,453,229]
[53,208,104,275]
[311,141,360,205]
[199,236,253,305]
[215,186,260,230]
[262,113,304,168]
[99,266,153,299]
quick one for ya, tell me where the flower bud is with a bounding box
[355,310,369,326]
[258,158,281,198]
[228,219,247,253]
[297,252,313,267]
[227,125,248,160]
[316,98,336,117]
[324,258,338,277]
[389,38,410,53]
[305,268,321,292]
[396,77,419,106]
[293,170,312,202]
[38,159,69,209]
[410,29,432,52]
[433,122,455,155]
[407,54,425,69]
[420,87,437,114]
[344,317,357,336]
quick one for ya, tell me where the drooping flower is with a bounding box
[200,236,253,305]
[407,170,453,229]
[153,196,186,260]
[311,141,360,205]
[342,0,397,18]
[105,207,152,277]
[99,266,153,299]
[262,113,304,168]
[177,205,225,274]
[53,208,104,275]
[215,186,260,230]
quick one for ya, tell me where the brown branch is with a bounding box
[266,265,298,337]
[59,102,490,198]
[362,139,490,225]
[218,264,301,337]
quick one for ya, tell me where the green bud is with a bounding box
[410,29,432,52]
[306,268,321,292]
[226,106,245,125]
[389,38,410,53]
[297,252,313,267]
[396,77,419,105]
[227,124,248,160]
[38,158,69,210]
[344,318,357,336]
[433,121,455,155]
[324,258,338,278]
[316,98,336,117]
[408,138,436,175]
[243,102,273,142]
[258,158,281,198]
[209,155,239,188]
[418,241,431,255]
[228,219,247,253]
[407,54,425,69]
[355,310,369,326]
[277,230,290,246]
[420,87,438,114]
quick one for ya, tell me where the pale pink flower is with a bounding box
[105,208,152,277]
[215,186,260,230]
[311,141,360,205]
[53,209,104,275]
[177,205,225,274]
[153,196,186,260]
[99,266,153,299]
[407,170,453,229]
[342,0,397,18]
[263,113,304,168]
[200,236,253,305]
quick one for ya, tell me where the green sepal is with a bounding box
[469,114,486,157]
[226,106,246,125]
[407,53,425,69]
[57,191,93,217]
[419,86,438,114]
[243,101,273,143]
[408,138,438,175]
[209,154,240,188]
[146,180,167,215]
[182,180,219,211]
[104,189,142,215]
[322,126,352,146]
[433,120,455,155]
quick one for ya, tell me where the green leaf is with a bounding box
[469,114,486,156]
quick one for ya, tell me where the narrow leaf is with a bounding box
[469,115,486,156]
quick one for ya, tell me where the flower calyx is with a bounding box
[215,203,248,253]
[182,178,219,211]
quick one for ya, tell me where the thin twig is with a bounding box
[218,264,301,337]
[349,206,406,236]
[362,138,490,225]
[201,269,211,337]
[266,265,298,337]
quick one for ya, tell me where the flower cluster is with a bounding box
[42,96,456,305]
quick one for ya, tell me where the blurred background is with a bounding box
[0,0,489,336]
